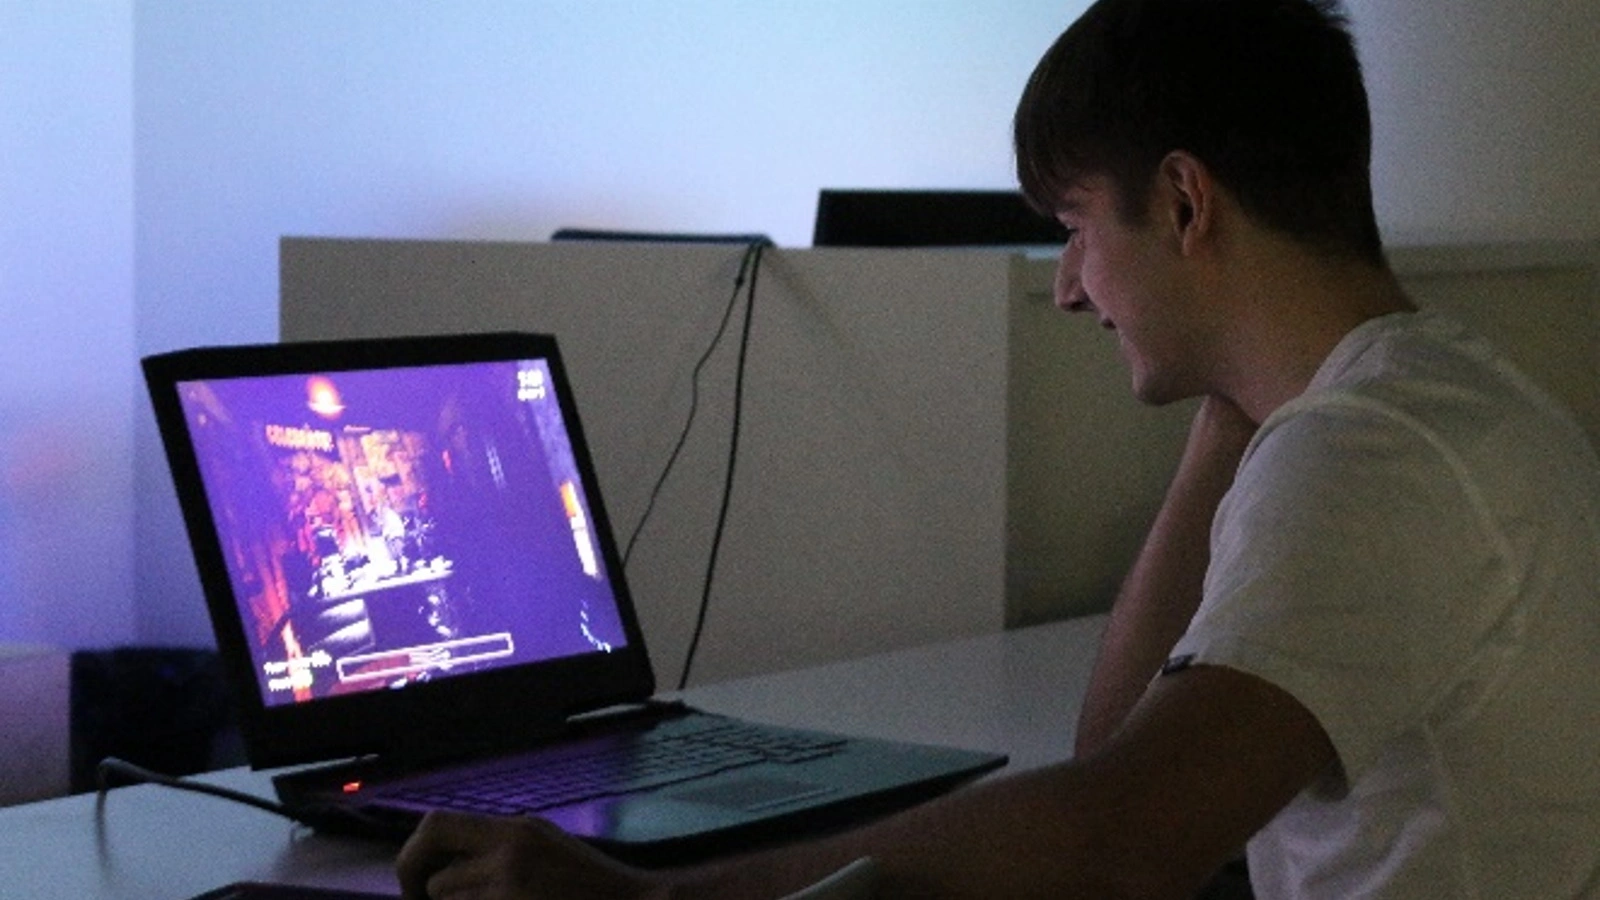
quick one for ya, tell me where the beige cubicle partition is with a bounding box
[281,238,1600,681]
[281,240,1016,684]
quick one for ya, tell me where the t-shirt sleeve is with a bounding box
[1170,397,1510,783]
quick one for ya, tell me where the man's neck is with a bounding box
[1211,245,1414,423]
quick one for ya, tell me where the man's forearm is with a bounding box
[668,761,1145,900]
[669,652,1313,900]
[1074,397,1256,756]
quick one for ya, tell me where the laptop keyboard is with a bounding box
[381,717,848,815]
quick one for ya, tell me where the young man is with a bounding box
[397,0,1600,896]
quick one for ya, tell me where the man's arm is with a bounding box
[397,663,1334,899]
[1074,396,1256,756]
[395,397,1306,899]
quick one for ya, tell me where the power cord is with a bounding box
[95,757,413,841]
[677,240,767,690]
[620,239,767,566]
[612,238,770,690]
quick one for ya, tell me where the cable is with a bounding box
[620,240,767,566]
[95,757,413,841]
[612,238,768,689]
[676,241,767,690]
[97,756,293,818]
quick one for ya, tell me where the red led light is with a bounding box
[342,781,362,794]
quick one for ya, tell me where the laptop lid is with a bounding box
[143,332,655,770]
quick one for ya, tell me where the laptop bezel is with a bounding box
[142,331,656,770]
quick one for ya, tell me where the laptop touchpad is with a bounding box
[670,777,835,812]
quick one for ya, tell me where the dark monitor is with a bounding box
[812,189,1069,248]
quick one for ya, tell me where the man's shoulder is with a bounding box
[1265,311,1589,470]
[1302,312,1511,408]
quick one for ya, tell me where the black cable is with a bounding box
[95,757,413,841]
[676,241,767,690]
[620,240,766,566]
[97,756,293,819]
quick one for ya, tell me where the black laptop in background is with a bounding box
[142,331,1005,864]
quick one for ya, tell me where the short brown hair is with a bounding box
[1014,0,1383,264]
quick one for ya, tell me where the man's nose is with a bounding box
[1054,242,1090,313]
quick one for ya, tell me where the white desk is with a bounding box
[1,616,1105,900]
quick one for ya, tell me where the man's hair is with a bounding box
[1014,0,1383,263]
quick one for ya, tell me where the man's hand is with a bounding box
[396,810,673,900]
[1187,394,1258,463]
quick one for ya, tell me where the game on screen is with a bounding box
[176,358,629,707]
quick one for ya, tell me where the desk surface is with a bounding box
[3,616,1105,900]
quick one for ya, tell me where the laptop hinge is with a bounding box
[564,697,692,732]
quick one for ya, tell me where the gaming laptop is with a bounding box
[142,331,1005,864]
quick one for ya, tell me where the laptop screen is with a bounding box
[177,356,630,707]
[145,333,655,768]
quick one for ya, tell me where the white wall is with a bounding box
[129,0,1078,647]
[0,2,135,647]
[1,0,1595,653]
[1359,1,1600,245]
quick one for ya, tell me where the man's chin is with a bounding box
[1130,373,1202,408]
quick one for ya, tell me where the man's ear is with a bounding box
[1158,151,1214,254]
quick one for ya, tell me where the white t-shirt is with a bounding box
[1171,311,1600,899]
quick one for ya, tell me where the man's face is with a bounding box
[1051,175,1203,405]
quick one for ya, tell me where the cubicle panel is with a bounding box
[280,239,1010,684]
[1391,244,1600,452]
[283,239,1599,668]
[0,645,70,805]
[1004,242,1600,627]
[699,248,1012,674]
[1004,254,1196,627]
